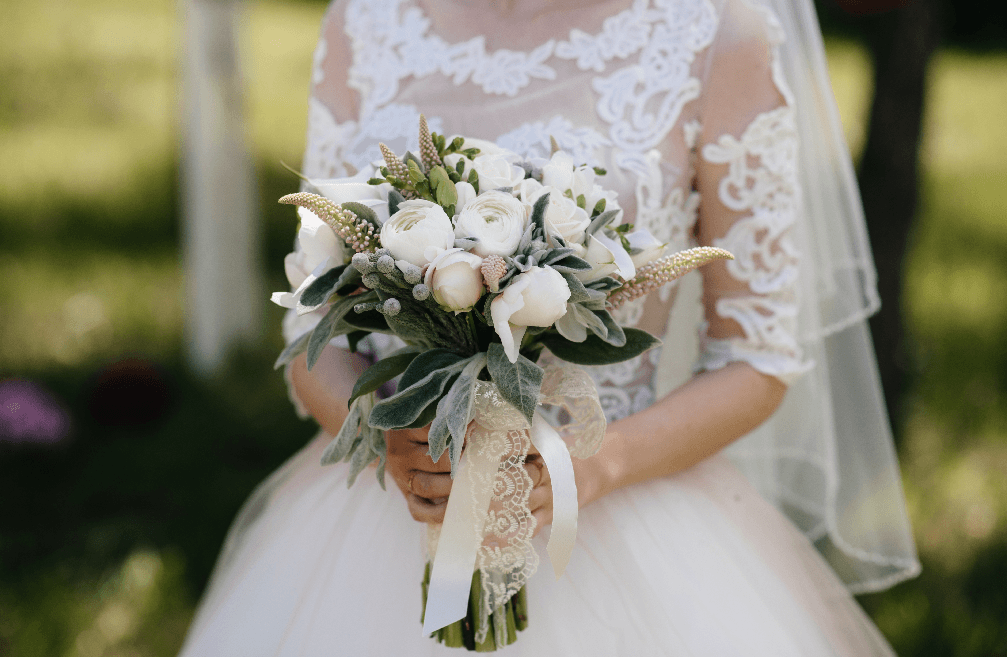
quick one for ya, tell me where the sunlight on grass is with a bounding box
[0,549,192,657]
[824,38,873,160]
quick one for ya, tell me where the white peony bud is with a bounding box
[424,248,485,313]
[626,228,666,268]
[380,200,456,267]
[453,191,529,258]
[577,233,636,282]
[310,164,391,225]
[490,266,570,363]
[453,181,477,214]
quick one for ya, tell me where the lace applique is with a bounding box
[496,116,611,167]
[700,105,811,379]
[312,35,327,87]
[346,0,558,104]
[302,98,357,179]
[554,0,656,72]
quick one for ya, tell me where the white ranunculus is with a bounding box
[424,248,484,313]
[626,228,666,268]
[453,191,529,257]
[472,153,527,191]
[270,206,345,310]
[380,200,456,266]
[530,185,590,247]
[491,266,570,362]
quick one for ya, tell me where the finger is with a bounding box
[406,494,448,524]
[527,485,551,513]
[409,470,452,499]
[531,506,553,537]
[524,454,545,487]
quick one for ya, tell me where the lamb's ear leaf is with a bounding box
[322,396,365,464]
[387,188,404,217]
[274,331,310,369]
[367,352,469,429]
[592,309,626,347]
[529,192,550,237]
[540,328,661,366]
[487,344,543,426]
[297,265,348,312]
[586,208,620,237]
[341,201,381,228]
[427,354,486,475]
[347,347,424,408]
[306,296,361,370]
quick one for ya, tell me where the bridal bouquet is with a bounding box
[272,117,731,651]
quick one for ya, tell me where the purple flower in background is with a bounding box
[0,379,72,444]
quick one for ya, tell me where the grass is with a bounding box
[1,1,1006,655]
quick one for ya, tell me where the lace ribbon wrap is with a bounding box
[423,364,605,645]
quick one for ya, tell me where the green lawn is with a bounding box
[1,1,1005,655]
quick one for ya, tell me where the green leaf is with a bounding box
[591,197,607,217]
[298,265,348,311]
[540,327,661,366]
[487,344,543,426]
[529,192,550,236]
[307,296,360,370]
[322,395,365,464]
[427,354,486,473]
[346,330,368,353]
[342,201,380,227]
[428,166,458,207]
[560,272,606,304]
[407,158,426,184]
[273,331,310,369]
[368,351,470,429]
[593,309,626,347]
[586,208,620,237]
[348,347,423,408]
[387,188,404,217]
[343,307,390,334]
[334,267,363,296]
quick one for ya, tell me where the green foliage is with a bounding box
[487,344,544,426]
[540,328,661,366]
[427,354,487,474]
[367,351,470,429]
[347,346,422,408]
[306,295,364,369]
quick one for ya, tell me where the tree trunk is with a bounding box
[181,0,261,377]
[856,0,941,440]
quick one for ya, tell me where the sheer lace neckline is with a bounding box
[410,0,639,55]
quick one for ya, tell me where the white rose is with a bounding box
[491,266,570,363]
[380,200,456,266]
[472,153,527,191]
[626,228,666,268]
[270,206,345,310]
[453,191,529,258]
[529,185,590,247]
[424,248,484,313]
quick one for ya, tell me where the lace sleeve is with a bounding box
[692,0,813,385]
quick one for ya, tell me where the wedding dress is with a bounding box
[179,0,920,654]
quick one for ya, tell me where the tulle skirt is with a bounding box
[179,432,896,656]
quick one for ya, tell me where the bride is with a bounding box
[180,0,921,653]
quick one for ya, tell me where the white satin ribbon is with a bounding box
[421,441,498,636]
[529,411,578,578]
[422,365,605,635]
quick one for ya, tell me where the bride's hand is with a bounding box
[386,428,552,530]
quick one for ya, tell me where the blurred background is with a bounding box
[0,0,1004,654]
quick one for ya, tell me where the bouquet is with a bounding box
[272,116,731,650]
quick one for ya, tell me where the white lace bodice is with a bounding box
[288,0,812,423]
